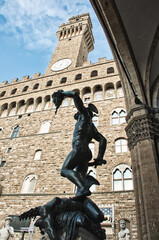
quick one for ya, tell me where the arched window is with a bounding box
[17,101,25,115]
[113,164,133,191]
[94,85,103,101]
[0,91,6,97]
[92,115,98,127]
[83,87,91,103]
[11,88,17,95]
[26,99,34,113]
[34,150,42,160]
[75,74,82,80]
[115,138,127,153]
[9,102,16,116]
[21,174,37,193]
[46,80,53,87]
[60,77,67,84]
[105,84,115,99]
[117,82,124,98]
[22,86,29,92]
[35,97,42,112]
[111,109,126,125]
[11,125,20,138]
[44,96,51,110]
[107,67,114,74]
[1,104,8,118]
[39,121,51,134]
[91,70,98,77]
[33,83,39,90]
[119,110,126,124]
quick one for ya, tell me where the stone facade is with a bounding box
[0,13,138,240]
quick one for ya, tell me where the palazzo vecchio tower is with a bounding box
[0,13,138,239]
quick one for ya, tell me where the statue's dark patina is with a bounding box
[19,90,107,240]
[19,197,106,240]
[52,90,107,198]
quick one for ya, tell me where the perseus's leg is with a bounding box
[61,149,85,189]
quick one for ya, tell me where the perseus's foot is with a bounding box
[73,187,91,200]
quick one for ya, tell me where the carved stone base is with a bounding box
[58,227,102,240]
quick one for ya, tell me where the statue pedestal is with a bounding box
[59,227,101,240]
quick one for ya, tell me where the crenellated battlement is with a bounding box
[0,58,114,87]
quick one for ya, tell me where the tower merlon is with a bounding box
[0,81,8,86]
[21,75,30,81]
[33,73,41,78]
[11,78,19,84]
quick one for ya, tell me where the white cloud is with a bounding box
[0,0,96,51]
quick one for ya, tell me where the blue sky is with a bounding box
[0,0,113,84]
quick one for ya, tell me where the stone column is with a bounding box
[125,105,159,240]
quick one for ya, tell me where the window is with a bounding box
[91,70,98,77]
[7,148,12,153]
[116,82,124,98]
[0,91,6,97]
[35,98,42,112]
[11,88,17,95]
[1,108,8,118]
[75,74,82,80]
[17,101,25,115]
[105,84,115,99]
[92,115,98,127]
[94,85,103,101]
[83,87,91,103]
[33,83,39,90]
[60,77,67,84]
[46,80,52,87]
[34,150,42,160]
[21,174,37,193]
[22,86,29,92]
[119,110,126,124]
[111,109,126,125]
[26,99,34,113]
[39,121,51,134]
[113,164,133,191]
[0,127,3,134]
[11,126,20,138]
[0,160,6,167]
[115,138,127,153]
[107,67,114,74]
[44,96,51,110]
[9,103,16,116]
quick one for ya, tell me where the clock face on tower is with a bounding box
[51,58,72,71]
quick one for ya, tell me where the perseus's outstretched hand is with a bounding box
[52,90,64,114]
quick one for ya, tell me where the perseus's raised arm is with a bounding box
[52,90,85,114]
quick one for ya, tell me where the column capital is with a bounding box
[125,112,159,150]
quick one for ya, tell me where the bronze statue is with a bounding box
[19,90,107,240]
[52,90,107,198]
[19,196,106,240]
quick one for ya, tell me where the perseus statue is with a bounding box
[52,90,107,198]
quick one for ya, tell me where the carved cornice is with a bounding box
[125,114,159,150]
